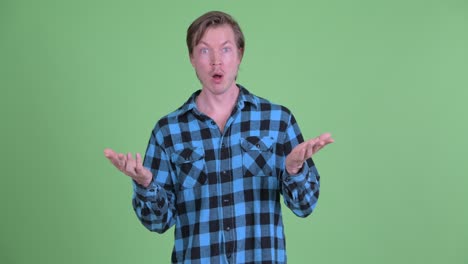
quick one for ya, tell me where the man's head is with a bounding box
[187,11,245,95]
[187,11,245,57]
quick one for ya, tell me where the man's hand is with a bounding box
[104,148,153,187]
[285,133,334,175]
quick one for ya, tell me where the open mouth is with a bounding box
[212,74,223,80]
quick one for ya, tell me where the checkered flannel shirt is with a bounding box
[133,85,320,263]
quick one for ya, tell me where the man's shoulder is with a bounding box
[242,87,292,115]
[151,91,197,130]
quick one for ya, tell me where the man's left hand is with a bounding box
[285,133,334,175]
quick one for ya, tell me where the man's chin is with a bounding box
[202,82,239,95]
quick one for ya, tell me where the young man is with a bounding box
[104,11,333,263]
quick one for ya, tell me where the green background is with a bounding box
[1,0,467,263]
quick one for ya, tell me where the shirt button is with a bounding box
[221,143,225,148]
[226,226,230,231]
[211,120,216,125]
[256,143,261,148]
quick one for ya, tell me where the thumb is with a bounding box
[135,153,148,176]
[136,153,153,180]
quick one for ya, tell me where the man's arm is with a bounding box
[280,113,333,218]
[104,133,177,233]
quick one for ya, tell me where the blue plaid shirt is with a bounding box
[133,85,320,263]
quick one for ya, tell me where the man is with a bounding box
[104,11,333,263]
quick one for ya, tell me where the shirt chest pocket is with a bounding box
[171,147,207,189]
[240,136,276,177]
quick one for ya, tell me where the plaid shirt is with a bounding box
[133,85,320,263]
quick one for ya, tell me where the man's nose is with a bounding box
[211,52,222,66]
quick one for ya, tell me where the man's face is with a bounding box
[190,25,242,95]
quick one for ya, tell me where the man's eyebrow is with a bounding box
[198,41,210,46]
[198,40,233,46]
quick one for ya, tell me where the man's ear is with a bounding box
[238,48,244,63]
[189,53,195,67]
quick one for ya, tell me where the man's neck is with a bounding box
[196,85,240,132]
[196,85,239,115]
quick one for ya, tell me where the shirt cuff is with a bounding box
[133,180,168,211]
[282,163,310,186]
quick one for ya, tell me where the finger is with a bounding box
[304,142,314,159]
[296,147,306,162]
[104,151,117,163]
[306,138,320,155]
[307,137,320,145]
[287,148,301,167]
[317,135,334,148]
[104,149,127,170]
[104,148,122,165]
[306,137,321,156]
[320,133,335,144]
[319,133,329,140]
[104,148,116,159]
[117,153,127,170]
[312,143,323,155]
[117,153,125,162]
[295,148,307,171]
[135,153,144,174]
[126,153,136,173]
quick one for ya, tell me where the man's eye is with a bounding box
[201,48,209,54]
[222,47,231,53]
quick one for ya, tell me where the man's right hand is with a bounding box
[104,148,153,187]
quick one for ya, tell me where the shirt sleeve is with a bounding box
[280,112,320,218]
[132,129,177,233]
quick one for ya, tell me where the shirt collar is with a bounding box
[177,84,258,117]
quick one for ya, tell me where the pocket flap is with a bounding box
[240,136,275,151]
[171,147,205,164]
